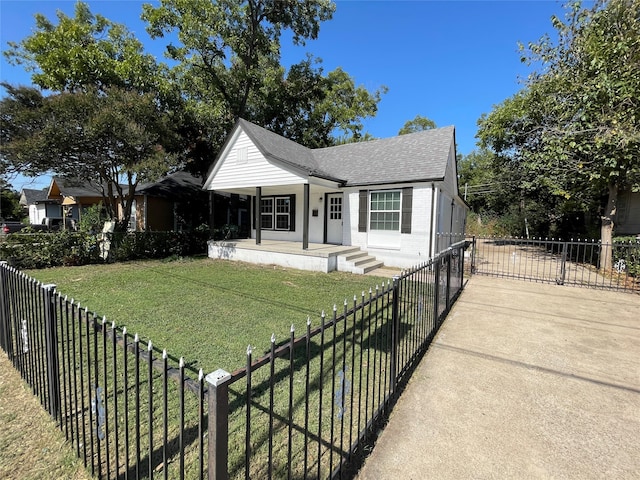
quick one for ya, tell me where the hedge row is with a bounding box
[0,229,212,269]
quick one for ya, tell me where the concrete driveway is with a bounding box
[356,275,640,479]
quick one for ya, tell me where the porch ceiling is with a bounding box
[211,179,342,196]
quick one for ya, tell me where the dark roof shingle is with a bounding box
[237,119,454,186]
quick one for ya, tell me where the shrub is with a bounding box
[0,231,101,269]
[0,228,210,269]
[613,236,640,277]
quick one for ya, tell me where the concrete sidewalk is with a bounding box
[356,276,640,480]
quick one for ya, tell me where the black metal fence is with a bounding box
[207,240,467,479]
[0,260,207,479]
[0,240,469,479]
[468,236,640,293]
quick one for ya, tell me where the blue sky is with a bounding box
[1,0,573,191]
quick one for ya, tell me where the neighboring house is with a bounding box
[203,119,467,271]
[47,177,109,224]
[47,174,207,232]
[616,190,640,236]
[19,188,62,225]
[134,171,209,231]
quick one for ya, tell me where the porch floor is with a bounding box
[207,238,363,273]
[213,239,360,257]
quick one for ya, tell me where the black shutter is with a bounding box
[289,194,296,231]
[401,187,413,234]
[358,190,368,232]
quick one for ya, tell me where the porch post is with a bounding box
[255,187,261,245]
[303,183,309,250]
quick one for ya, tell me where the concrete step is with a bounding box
[337,248,384,274]
[354,255,378,266]
[357,259,385,274]
[343,250,367,262]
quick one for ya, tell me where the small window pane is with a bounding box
[261,214,273,229]
[276,214,289,230]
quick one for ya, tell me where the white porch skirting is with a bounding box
[207,239,360,273]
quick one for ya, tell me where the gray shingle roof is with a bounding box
[20,188,53,205]
[237,119,455,186]
[137,171,204,200]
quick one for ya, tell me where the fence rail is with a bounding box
[208,240,468,479]
[0,240,469,479]
[0,261,207,480]
[468,236,640,293]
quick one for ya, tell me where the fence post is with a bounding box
[558,242,568,285]
[0,262,10,354]
[471,237,477,274]
[433,256,440,325]
[445,248,452,312]
[459,242,466,286]
[206,369,231,480]
[42,283,61,420]
[389,275,400,394]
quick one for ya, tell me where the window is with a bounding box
[260,198,273,229]
[329,196,342,220]
[275,197,291,230]
[369,190,400,231]
[259,195,295,231]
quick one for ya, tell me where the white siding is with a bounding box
[248,185,336,244]
[208,131,306,190]
[344,185,435,267]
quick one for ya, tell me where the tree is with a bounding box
[398,115,436,135]
[477,0,640,267]
[142,0,385,174]
[0,180,23,221]
[0,85,178,231]
[4,2,163,94]
[3,2,178,231]
[257,56,386,148]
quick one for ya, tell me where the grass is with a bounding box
[28,257,389,374]
[19,256,433,478]
[0,352,91,480]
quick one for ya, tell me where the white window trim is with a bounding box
[369,189,401,232]
[260,195,292,231]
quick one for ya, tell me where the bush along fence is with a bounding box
[467,236,640,293]
[0,229,210,269]
[0,240,468,479]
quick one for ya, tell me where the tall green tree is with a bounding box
[3,2,179,231]
[142,0,385,174]
[477,0,640,267]
[398,115,436,135]
[0,84,178,230]
[4,2,163,94]
[0,180,23,221]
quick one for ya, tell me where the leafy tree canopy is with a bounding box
[0,84,178,231]
[398,115,436,135]
[477,0,640,249]
[2,3,181,231]
[142,0,385,174]
[0,179,23,221]
[4,1,165,94]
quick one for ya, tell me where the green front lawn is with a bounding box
[28,257,389,373]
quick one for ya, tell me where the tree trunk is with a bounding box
[600,182,617,271]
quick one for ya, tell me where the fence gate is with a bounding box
[468,236,639,293]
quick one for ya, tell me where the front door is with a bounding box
[326,193,343,244]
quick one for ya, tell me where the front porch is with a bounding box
[207,239,384,273]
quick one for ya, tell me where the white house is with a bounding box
[203,119,467,273]
[19,188,62,225]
